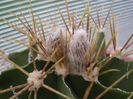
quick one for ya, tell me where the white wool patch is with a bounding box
[99,25,105,32]
[68,29,91,74]
[55,63,69,77]
[82,67,99,82]
[27,70,45,91]
[110,47,126,59]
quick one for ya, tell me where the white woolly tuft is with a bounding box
[110,47,126,59]
[82,67,99,82]
[99,26,105,32]
[68,29,91,75]
[27,70,45,91]
[55,63,69,77]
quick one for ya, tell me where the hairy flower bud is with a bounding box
[46,27,69,57]
[68,29,90,75]
[45,27,70,76]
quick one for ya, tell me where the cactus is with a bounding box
[0,0,133,99]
